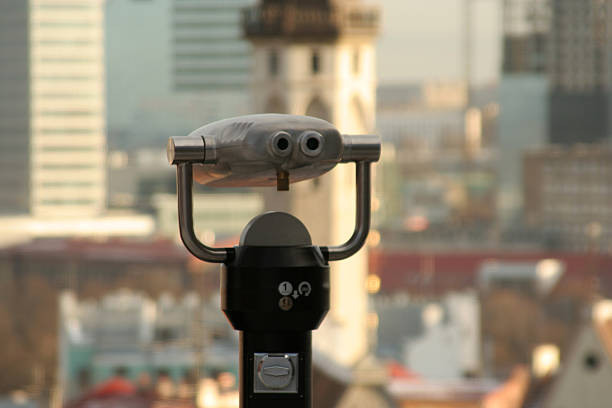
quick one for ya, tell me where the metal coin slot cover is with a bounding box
[254,353,299,393]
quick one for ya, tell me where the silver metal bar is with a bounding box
[341,134,381,163]
[177,163,231,263]
[325,161,371,261]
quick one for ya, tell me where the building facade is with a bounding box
[502,0,549,74]
[497,0,550,226]
[59,290,237,401]
[172,0,253,93]
[524,146,612,251]
[244,0,379,366]
[548,0,612,144]
[0,0,30,214]
[0,0,107,217]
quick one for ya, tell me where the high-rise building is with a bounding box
[170,0,254,127]
[105,0,254,148]
[244,0,379,366]
[0,0,106,217]
[173,0,253,93]
[524,145,612,250]
[502,0,549,74]
[549,0,611,144]
[497,0,549,226]
[30,0,106,217]
[0,0,31,213]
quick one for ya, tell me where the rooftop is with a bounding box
[243,0,379,41]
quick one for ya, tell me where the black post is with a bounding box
[221,215,329,408]
[239,331,312,408]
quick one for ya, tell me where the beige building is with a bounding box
[152,192,264,243]
[244,0,379,366]
[30,0,106,217]
[0,0,106,218]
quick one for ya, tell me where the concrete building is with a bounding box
[548,0,612,144]
[497,76,548,226]
[105,0,254,151]
[523,146,612,251]
[0,0,30,214]
[376,83,498,236]
[152,192,264,243]
[30,0,107,217]
[375,291,480,380]
[244,0,379,366]
[544,301,612,408]
[497,0,549,226]
[172,0,253,93]
[58,290,237,401]
[0,0,106,217]
[502,0,549,74]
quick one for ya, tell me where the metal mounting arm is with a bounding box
[322,161,372,262]
[177,163,233,263]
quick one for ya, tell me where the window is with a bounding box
[269,50,279,77]
[311,50,321,74]
[584,352,600,371]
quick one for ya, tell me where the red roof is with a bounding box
[89,377,136,398]
[0,238,188,263]
[387,361,420,381]
[65,377,149,408]
[370,249,612,295]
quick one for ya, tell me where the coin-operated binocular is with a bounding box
[167,114,380,408]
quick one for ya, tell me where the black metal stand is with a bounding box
[221,236,329,408]
[173,159,375,408]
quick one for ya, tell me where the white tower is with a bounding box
[244,0,380,366]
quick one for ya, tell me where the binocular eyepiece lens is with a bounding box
[277,137,290,151]
[299,131,324,157]
[306,138,319,151]
[269,131,293,158]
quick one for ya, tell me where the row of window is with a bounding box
[39,199,97,206]
[542,203,612,216]
[38,128,100,134]
[543,185,612,195]
[37,145,99,152]
[267,48,362,77]
[37,110,99,117]
[39,164,99,170]
[40,181,96,188]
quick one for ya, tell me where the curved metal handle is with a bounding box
[176,163,233,263]
[322,161,372,262]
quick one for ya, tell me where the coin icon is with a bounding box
[279,296,293,311]
[278,281,293,296]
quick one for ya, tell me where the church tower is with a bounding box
[244,0,380,366]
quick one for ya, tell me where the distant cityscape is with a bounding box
[0,0,612,408]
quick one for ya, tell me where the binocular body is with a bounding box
[168,114,380,191]
[167,114,380,408]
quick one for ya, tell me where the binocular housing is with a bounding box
[167,114,380,190]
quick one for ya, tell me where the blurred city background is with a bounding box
[0,0,611,407]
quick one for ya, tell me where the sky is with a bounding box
[376,0,502,86]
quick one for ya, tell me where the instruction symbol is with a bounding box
[278,281,293,296]
[298,281,312,296]
[279,296,293,311]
